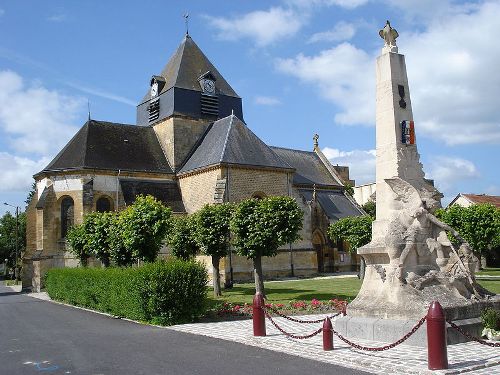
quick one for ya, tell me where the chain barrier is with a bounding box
[263,311,324,339]
[330,316,427,352]
[447,320,500,348]
[263,305,343,324]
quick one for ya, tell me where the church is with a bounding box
[22,33,364,291]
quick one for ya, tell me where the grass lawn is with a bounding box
[207,276,499,306]
[208,277,362,306]
[476,268,500,276]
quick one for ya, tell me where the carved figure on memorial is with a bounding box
[382,177,490,299]
[379,20,399,53]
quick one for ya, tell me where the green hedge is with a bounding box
[45,259,208,325]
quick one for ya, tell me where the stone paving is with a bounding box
[168,313,500,374]
[21,288,500,374]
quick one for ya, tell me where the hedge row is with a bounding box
[45,259,208,325]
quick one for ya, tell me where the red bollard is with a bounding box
[427,301,448,370]
[323,317,333,351]
[253,292,266,336]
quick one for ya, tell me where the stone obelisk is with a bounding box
[336,21,498,346]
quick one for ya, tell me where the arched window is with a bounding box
[96,196,112,212]
[61,196,74,238]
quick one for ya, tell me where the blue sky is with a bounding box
[1,0,499,216]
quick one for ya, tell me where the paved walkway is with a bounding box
[16,286,500,374]
[169,314,500,374]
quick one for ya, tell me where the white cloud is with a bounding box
[308,21,356,43]
[276,42,374,126]
[255,96,282,106]
[0,153,49,192]
[0,70,84,155]
[323,147,376,185]
[426,156,479,193]
[277,2,500,145]
[205,7,306,47]
[287,0,368,9]
[402,1,500,145]
[47,13,67,22]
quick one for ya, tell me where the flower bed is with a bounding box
[207,298,348,319]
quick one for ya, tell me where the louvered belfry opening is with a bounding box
[201,93,218,116]
[148,98,160,123]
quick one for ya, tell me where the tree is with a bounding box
[25,182,36,206]
[231,196,303,297]
[328,215,372,280]
[119,195,172,263]
[66,223,91,267]
[327,216,373,253]
[344,183,354,197]
[362,200,376,219]
[0,211,26,268]
[167,215,198,261]
[192,203,233,297]
[83,212,116,267]
[436,203,500,268]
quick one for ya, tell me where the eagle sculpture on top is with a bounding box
[379,20,399,50]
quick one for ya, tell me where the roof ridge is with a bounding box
[270,145,315,154]
[219,115,235,163]
[82,120,91,167]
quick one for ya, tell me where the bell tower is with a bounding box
[136,34,244,171]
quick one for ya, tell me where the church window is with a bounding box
[61,196,74,238]
[96,196,112,212]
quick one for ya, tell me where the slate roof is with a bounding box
[299,189,364,221]
[270,147,342,187]
[179,115,293,174]
[140,35,239,104]
[40,120,172,174]
[119,179,185,212]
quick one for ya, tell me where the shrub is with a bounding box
[481,308,500,330]
[45,259,208,325]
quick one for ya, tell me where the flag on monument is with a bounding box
[401,120,415,145]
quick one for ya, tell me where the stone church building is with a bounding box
[23,34,364,290]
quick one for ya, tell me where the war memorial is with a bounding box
[335,21,500,346]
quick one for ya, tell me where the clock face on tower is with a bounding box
[151,81,159,97]
[202,79,215,94]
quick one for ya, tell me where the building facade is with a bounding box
[23,34,364,290]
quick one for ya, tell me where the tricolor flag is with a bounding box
[401,120,415,145]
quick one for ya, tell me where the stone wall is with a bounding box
[226,167,289,202]
[153,117,210,170]
[178,168,221,213]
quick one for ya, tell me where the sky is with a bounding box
[0,0,499,216]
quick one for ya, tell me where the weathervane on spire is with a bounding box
[379,20,399,53]
[184,13,189,35]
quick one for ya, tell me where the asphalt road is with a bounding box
[0,283,369,375]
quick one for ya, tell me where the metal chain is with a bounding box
[263,305,343,324]
[264,311,324,339]
[330,316,427,351]
[447,320,500,347]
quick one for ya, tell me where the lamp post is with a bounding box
[3,203,19,281]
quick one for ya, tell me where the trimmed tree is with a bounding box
[231,196,303,297]
[66,223,91,267]
[328,215,373,279]
[119,195,172,263]
[192,203,233,297]
[83,212,116,267]
[362,200,376,219]
[436,203,500,268]
[167,215,198,261]
[328,216,373,253]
